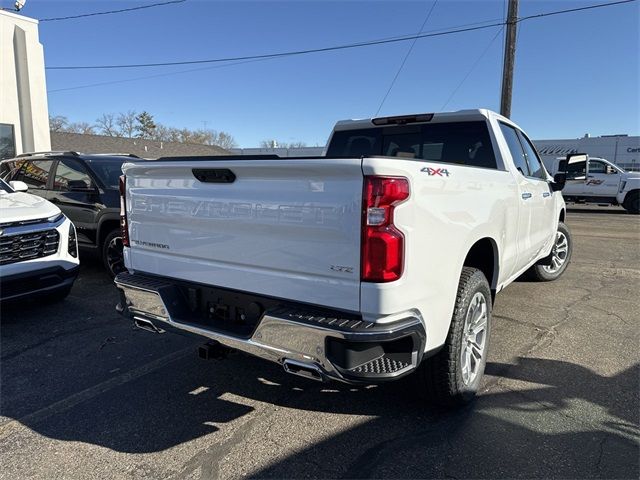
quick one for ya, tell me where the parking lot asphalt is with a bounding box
[1,206,638,480]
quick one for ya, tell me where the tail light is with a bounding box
[361,176,409,282]
[119,175,129,247]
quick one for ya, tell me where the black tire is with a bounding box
[623,190,640,214]
[102,229,126,278]
[527,221,572,282]
[419,267,492,407]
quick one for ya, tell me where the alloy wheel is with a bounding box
[460,292,488,385]
[542,231,569,274]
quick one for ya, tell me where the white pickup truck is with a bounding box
[115,109,572,406]
[544,156,639,214]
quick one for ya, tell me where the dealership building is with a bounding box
[0,9,50,160]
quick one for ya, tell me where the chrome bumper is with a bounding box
[114,272,426,383]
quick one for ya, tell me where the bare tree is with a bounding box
[259,140,306,149]
[95,113,118,136]
[66,122,96,134]
[260,139,277,148]
[50,110,237,150]
[49,115,69,133]
[211,131,237,149]
[116,110,137,137]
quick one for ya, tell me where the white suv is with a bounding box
[0,179,79,302]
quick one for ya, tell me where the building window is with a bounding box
[0,124,16,160]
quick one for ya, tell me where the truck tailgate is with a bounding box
[123,158,363,312]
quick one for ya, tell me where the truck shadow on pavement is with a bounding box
[1,328,638,478]
[1,260,638,477]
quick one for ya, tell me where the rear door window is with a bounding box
[517,131,547,180]
[499,123,530,177]
[327,121,497,169]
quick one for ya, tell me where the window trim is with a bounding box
[498,121,548,183]
[516,129,549,181]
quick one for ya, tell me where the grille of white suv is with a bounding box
[0,229,59,265]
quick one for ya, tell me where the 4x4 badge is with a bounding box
[421,167,450,177]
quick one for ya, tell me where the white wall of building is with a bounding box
[0,10,50,158]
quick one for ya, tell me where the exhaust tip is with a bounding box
[133,317,165,334]
[283,359,325,382]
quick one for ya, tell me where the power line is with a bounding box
[46,22,506,70]
[47,57,276,94]
[440,26,505,111]
[47,17,510,94]
[39,0,186,22]
[46,0,637,75]
[517,0,634,22]
[47,19,503,94]
[374,0,439,117]
[45,0,636,70]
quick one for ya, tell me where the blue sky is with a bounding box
[11,0,640,147]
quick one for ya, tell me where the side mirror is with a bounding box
[551,172,566,191]
[9,180,28,192]
[565,153,589,181]
[606,165,617,174]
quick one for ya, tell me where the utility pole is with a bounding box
[500,0,519,118]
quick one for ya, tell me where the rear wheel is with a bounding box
[527,222,572,281]
[623,190,640,214]
[419,267,492,407]
[102,229,126,278]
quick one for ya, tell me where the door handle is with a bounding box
[542,192,551,198]
[521,192,532,199]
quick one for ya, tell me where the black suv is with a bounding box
[0,151,137,277]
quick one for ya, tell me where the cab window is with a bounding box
[589,161,607,174]
[327,121,497,169]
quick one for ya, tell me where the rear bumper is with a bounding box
[1,265,79,302]
[115,272,426,384]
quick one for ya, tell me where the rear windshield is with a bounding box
[326,121,497,169]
